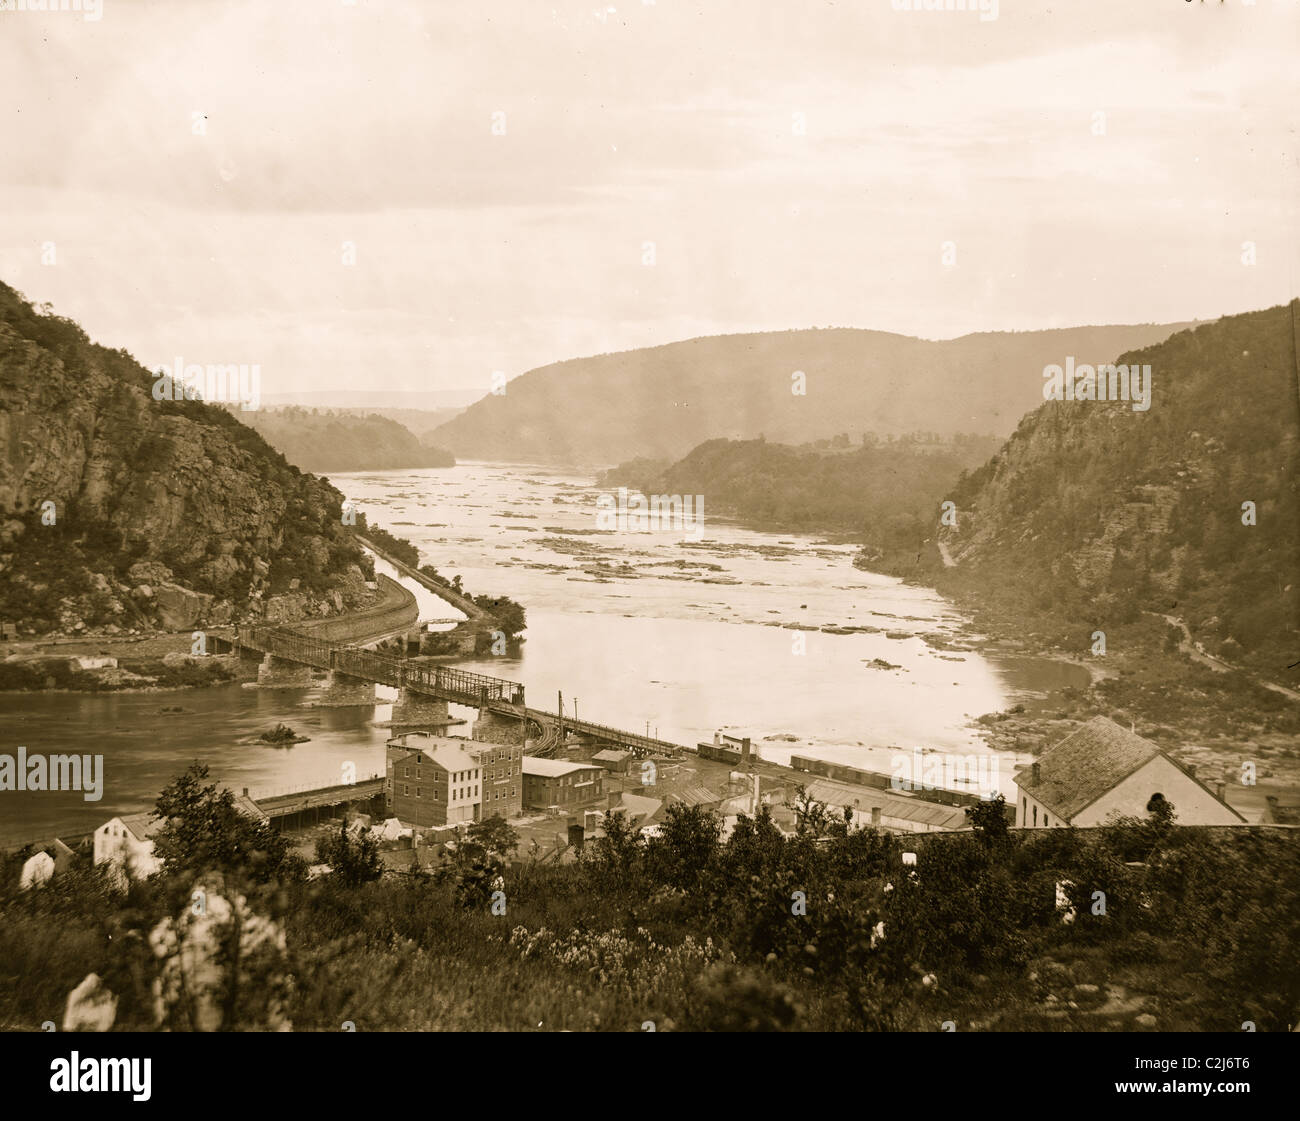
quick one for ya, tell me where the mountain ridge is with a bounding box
[432,321,1196,465]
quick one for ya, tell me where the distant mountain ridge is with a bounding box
[236,407,456,473]
[431,322,1194,465]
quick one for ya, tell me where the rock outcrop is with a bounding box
[937,301,1300,667]
[0,283,380,636]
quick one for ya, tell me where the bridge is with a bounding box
[245,774,387,831]
[234,624,687,758]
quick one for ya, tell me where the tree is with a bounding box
[467,814,519,861]
[314,818,382,888]
[644,804,721,889]
[966,793,1010,844]
[788,786,831,838]
[587,808,643,881]
[152,762,294,884]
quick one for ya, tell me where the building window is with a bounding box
[404,767,409,778]
[403,784,409,796]
[1032,805,1037,826]
[417,787,422,797]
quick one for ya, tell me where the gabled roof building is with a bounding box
[1014,716,1245,828]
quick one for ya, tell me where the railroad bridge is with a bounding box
[233,624,686,759]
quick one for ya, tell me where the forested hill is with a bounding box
[236,407,456,473]
[0,282,377,636]
[599,433,1001,538]
[937,301,1300,672]
[431,321,1190,465]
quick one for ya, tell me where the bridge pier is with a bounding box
[256,654,314,688]
[391,689,454,731]
[472,707,527,746]
[318,670,377,707]
[236,645,267,674]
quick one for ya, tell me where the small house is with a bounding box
[1014,716,1246,828]
[93,813,162,881]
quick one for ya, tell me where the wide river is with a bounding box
[0,461,1087,845]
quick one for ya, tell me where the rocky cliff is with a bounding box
[0,283,377,636]
[937,301,1300,669]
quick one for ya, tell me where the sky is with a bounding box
[0,0,1296,401]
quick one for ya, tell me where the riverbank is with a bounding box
[918,574,1300,791]
[0,647,243,693]
[645,483,1300,792]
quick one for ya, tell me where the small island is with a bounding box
[257,723,310,746]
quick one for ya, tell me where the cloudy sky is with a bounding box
[1,0,1295,401]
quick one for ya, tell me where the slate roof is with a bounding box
[1014,716,1161,821]
[610,793,663,826]
[801,779,969,830]
[119,812,162,842]
[522,757,596,778]
[672,785,723,808]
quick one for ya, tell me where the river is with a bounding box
[0,461,1088,845]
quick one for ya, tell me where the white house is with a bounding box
[1014,716,1245,828]
[93,812,162,881]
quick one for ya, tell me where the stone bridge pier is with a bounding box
[256,654,314,688]
[391,689,455,731]
[319,670,377,707]
[471,707,528,745]
[236,644,267,674]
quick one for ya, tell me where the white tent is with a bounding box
[19,850,55,891]
[375,817,413,842]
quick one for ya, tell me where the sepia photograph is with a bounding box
[0,0,1296,1083]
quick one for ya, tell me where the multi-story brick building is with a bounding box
[468,739,522,820]
[386,733,483,827]
[521,757,604,812]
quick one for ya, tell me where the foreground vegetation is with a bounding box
[1,767,1296,1032]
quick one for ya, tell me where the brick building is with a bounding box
[468,738,523,820]
[521,757,604,812]
[386,733,483,827]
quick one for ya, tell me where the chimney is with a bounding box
[1186,764,1197,779]
[741,737,752,769]
[1031,761,1041,785]
[1215,782,1226,800]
